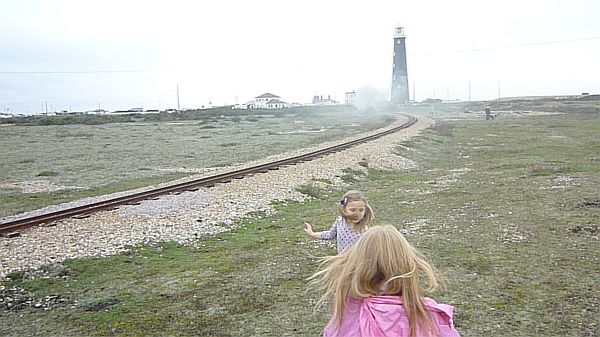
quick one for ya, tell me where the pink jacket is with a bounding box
[323,296,461,337]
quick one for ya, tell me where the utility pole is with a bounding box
[45,101,48,114]
[497,80,501,99]
[176,84,181,111]
[468,80,471,102]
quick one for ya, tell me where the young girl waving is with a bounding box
[304,190,374,254]
[308,225,461,337]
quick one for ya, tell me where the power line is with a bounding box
[457,36,600,52]
[0,70,172,74]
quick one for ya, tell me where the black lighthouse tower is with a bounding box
[391,26,409,106]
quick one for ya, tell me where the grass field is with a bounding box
[0,108,393,218]
[1,108,598,336]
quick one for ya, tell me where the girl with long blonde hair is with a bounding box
[308,225,461,337]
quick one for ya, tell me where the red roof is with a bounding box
[256,93,280,99]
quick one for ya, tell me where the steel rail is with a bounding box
[0,114,417,235]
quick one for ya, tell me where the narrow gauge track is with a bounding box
[0,115,417,235]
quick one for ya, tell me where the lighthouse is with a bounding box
[391,26,409,106]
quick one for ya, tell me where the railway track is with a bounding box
[0,114,417,236]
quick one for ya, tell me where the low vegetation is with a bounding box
[0,105,357,126]
[0,107,393,217]
[1,108,598,336]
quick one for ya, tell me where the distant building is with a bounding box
[85,109,108,115]
[578,93,600,101]
[345,91,357,106]
[249,93,288,109]
[232,102,253,109]
[231,93,290,109]
[265,99,287,109]
[312,95,338,105]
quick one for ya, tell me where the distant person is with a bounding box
[308,225,461,337]
[303,190,374,254]
[485,107,494,120]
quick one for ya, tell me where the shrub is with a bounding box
[37,170,59,177]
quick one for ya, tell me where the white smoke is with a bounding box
[354,85,390,111]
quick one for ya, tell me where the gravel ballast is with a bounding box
[0,115,434,279]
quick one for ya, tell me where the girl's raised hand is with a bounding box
[304,222,314,235]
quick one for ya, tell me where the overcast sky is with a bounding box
[1,0,599,114]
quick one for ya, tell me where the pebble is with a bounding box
[0,115,434,279]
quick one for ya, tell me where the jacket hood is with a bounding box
[324,296,461,337]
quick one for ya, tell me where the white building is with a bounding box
[253,93,288,109]
[312,95,338,105]
[232,102,253,109]
[231,93,289,109]
[345,91,357,106]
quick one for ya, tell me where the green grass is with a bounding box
[0,109,393,217]
[0,173,190,217]
[1,111,598,336]
[340,167,367,184]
